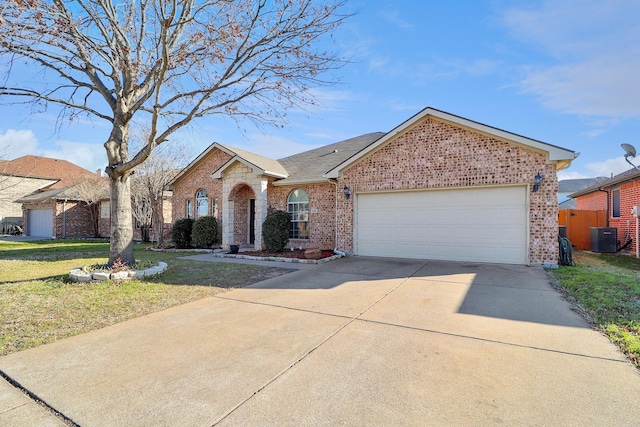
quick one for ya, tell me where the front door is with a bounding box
[249,199,255,244]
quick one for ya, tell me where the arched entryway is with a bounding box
[228,183,257,245]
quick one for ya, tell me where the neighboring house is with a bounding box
[170,107,577,266]
[18,178,173,241]
[558,177,607,204]
[18,183,109,239]
[569,168,640,254]
[0,155,100,235]
[99,192,173,242]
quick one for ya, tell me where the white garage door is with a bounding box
[27,209,54,238]
[355,186,528,264]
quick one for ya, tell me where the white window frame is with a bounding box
[287,189,309,239]
[100,201,110,219]
[196,189,208,219]
[186,199,193,219]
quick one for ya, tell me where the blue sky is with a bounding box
[2,0,640,180]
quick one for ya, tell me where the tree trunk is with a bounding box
[109,174,135,266]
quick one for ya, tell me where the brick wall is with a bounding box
[575,180,640,254]
[610,179,640,254]
[575,191,607,210]
[268,182,336,250]
[171,149,231,236]
[56,201,97,238]
[338,117,559,265]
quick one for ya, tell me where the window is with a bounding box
[186,199,193,219]
[196,189,208,218]
[287,189,309,239]
[100,201,110,219]
[612,189,621,218]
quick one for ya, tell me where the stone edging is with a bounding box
[69,262,168,282]
[212,253,342,264]
[148,247,343,265]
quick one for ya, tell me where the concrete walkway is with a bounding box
[1,257,639,426]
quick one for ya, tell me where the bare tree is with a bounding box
[130,140,192,247]
[69,176,109,238]
[0,0,349,264]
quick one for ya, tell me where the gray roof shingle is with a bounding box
[275,132,385,184]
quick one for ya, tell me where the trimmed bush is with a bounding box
[262,210,291,252]
[171,218,194,249]
[192,216,218,248]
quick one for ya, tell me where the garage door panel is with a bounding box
[27,209,53,238]
[355,187,527,264]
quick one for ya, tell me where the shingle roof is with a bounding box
[569,168,640,198]
[0,155,99,189]
[558,199,577,209]
[558,177,608,193]
[216,143,289,177]
[275,132,385,184]
[16,179,109,203]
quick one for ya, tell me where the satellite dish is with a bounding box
[622,143,640,170]
[622,143,637,158]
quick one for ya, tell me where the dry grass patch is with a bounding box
[0,240,291,355]
[549,250,640,368]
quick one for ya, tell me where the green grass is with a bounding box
[0,239,291,355]
[549,251,640,368]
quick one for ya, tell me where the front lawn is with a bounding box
[549,250,640,368]
[0,240,291,355]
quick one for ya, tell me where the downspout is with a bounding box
[597,188,609,227]
[62,199,67,238]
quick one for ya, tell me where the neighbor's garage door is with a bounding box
[355,186,528,264]
[27,209,54,238]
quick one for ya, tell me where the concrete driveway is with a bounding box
[2,257,639,426]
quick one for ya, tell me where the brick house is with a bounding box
[19,179,173,241]
[569,168,640,254]
[169,107,577,266]
[0,155,100,236]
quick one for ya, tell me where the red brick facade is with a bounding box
[337,117,559,265]
[268,183,337,250]
[171,149,231,240]
[575,179,640,254]
[170,112,571,264]
[23,198,172,241]
[575,192,607,211]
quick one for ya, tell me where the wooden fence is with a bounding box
[558,209,606,250]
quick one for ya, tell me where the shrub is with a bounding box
[192,216,218,248]
[171,218,194,248]
[262,210,291,252]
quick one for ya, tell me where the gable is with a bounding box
[1,155,98,189]
[168,146,234,189]
[326,107,577,179]
[341,117,550,191]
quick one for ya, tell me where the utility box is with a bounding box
[590,227,617,253]
[633,206,640,217]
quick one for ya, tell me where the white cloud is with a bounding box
[0,129,39,159]
[559,155,635,180]
[502,0,640,118]
[41,140,107,174]
[520,57,640,117]
[379,9,414,30]
[585,157,633,178]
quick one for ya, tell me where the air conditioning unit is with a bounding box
[590,227,617,253]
